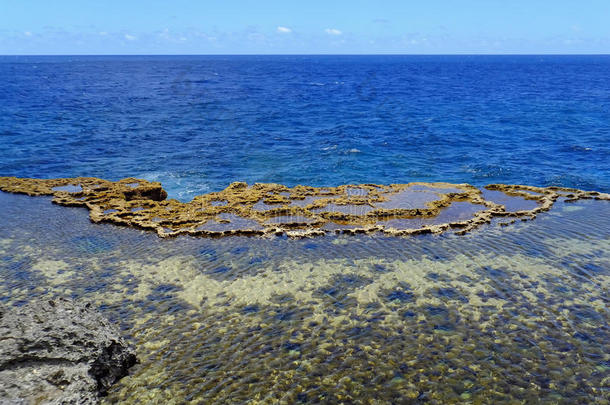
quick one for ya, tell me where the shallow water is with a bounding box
[481,189,540,212]
[196,213,263,233]
[1,191,608,404]
[51,184,83,193]
[380,202,487,230]
[375,188,441,210]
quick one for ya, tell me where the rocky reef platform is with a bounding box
[1,176,608,238]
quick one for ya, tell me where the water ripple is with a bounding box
[0,191,609,403]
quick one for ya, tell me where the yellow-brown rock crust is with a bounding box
[1,176,608,238]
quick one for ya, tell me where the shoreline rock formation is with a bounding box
[0,298,137,404]
[0,176,608,238]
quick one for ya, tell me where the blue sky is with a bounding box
[1,0,609,54]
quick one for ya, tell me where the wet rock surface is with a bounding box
[0,176,608,238]
[0,298,137,404]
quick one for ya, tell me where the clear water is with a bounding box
[1,192,608,403]
[1,55,609,403]
[1,55,609,201]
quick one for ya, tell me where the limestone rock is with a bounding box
[0,298,137,404]
[1,176,608,238]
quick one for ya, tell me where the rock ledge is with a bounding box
[0,298,137,404]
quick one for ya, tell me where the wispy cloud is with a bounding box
[248,32,265,42]
[5,24,606,55]
[159,28,170,39]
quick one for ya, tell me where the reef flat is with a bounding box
[1,190,609,403]
[1,176,608,238]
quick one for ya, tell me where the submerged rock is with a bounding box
[0,298,137,404]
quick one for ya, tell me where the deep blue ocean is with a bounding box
[1,55,609,200]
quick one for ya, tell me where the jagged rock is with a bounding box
[0,298,137,404]
[0,176,608,238]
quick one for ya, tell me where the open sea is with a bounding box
[1,55,609,403]
[1,55,609,199]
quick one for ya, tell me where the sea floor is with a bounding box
[0,190,608,404]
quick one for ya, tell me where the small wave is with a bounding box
[569,145,593,152]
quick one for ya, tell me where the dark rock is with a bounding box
[0,298,137,404]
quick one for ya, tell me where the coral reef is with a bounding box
[0,176,608,238]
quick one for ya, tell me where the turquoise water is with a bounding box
[1,191,608,403]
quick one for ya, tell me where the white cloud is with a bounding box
[277,26,292,34]
[24,31,32,37]
[99,31,108,36]
[124,34,136,41]
[325,28,342,35]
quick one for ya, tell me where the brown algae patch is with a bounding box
[1,176,608,238]
[83,242,610,403]
[19,245,602,404]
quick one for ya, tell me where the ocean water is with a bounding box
[1,55,609,200]
[1,192,608,403]
[1,56,610,404]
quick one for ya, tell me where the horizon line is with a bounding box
[1,53,610,57]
